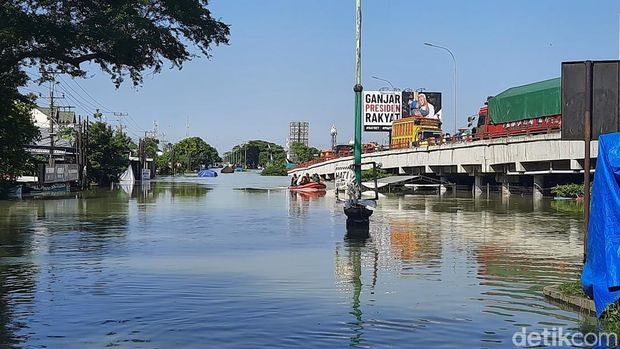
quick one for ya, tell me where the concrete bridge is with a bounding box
[289,133,597,198]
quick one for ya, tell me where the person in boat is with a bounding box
[298,173,310,185]
[311,173,321,182]
[290,174,298,186]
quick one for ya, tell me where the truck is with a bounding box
[390,117,443,149]
[470,78,562,139]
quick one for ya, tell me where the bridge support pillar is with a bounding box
[439,176,449,195]
[473,175,483,198]
[501,180,511,197]
[533,175,544,201]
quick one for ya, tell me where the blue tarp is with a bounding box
[582,132,620,317]
[197,169,218,177]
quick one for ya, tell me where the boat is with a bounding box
[288,182,327,192]
[221,165,234,174]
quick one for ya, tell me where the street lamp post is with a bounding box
[371,76,396,91]
[371,75,399,149]
[424,42,457,136]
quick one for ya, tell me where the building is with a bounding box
[288,121,309,162]
[28,106,77,159]
[288,121,309,146]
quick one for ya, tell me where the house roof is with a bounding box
[35,106,76,125]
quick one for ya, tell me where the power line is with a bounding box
[57,76,102,111]
[69,77,114,113]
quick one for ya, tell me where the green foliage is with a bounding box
[551,184,585,198]
[292,143,320,163]
[1,1,230,86]
[173,137,220,172]
[87,122,133,185]
[361,167,389,181]
[227,140,286,169]
[602,303,620,335]
[155,150,173,176]
[558,281,586,297]
[143,137,159,159]
[550,200,583,214]
[1,1,228,186]
[260,161,288,176]
[0,93,39,185]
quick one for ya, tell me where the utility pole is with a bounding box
[48,78,56,166]
[114,112,128,134]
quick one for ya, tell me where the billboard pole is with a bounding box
[353,0,362,189]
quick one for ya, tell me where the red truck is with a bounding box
[470,78,562,139]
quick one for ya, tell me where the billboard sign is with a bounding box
[363,90,443,132]
[363,91,402,132]
[401,91,442,120]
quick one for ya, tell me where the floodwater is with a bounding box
[0,172,591,348]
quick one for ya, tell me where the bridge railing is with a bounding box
[287,129,561,171]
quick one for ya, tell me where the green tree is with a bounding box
[260,161,288,176]
[143,137,159,159]
[292,143,320,163]
[1,1,229,86]
[87,122,133,185]
[173,137,220,172]
[0,79,39,190]
[229,140,286,169]
[1,1,229,184]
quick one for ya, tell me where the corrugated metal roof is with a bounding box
[362,175,417,189]
[36,106,76,125]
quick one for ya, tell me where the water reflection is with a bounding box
[0,189,132,347]
[119,181,211,202]
[288,190,326,218]
[0,177,593,348]
[0,203,38,347]
[333,194,585,347]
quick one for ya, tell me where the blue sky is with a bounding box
[25,0,619,153]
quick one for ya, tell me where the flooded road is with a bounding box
[0,173,588,348]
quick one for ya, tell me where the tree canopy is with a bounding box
[226,140,286,169]
[173,137,220,172]
[292,143,320,163]
[1,0,230,86]
[0,1,229,184]
[87,121,133,185]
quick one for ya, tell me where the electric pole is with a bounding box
[114,112,128,134]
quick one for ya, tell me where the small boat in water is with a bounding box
[288,182,327,192]
[221,166,234,174]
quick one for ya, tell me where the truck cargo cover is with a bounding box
[487,78,561,124]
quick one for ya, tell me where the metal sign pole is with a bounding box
[583,60,593,263]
